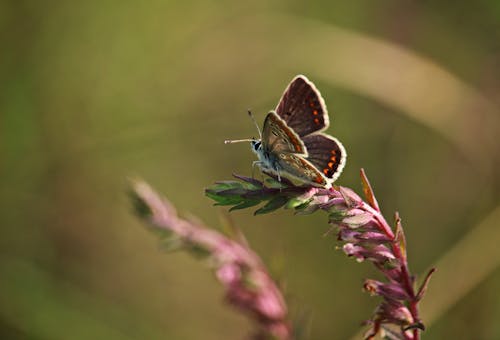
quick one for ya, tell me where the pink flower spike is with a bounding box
[313,194,331,204]
[319,197,347,209]
[131,180,291,339]
[216,263,241,285]
[371,244,396,261]
[342,211,375,228]
[338,229,361,242]
[343,243,366,262]
[379,300,414,326]
[206,167,433,339]
[364,279,410,300]
[357,231,392,243]
[257,289,287,320]
[338,186,363,207]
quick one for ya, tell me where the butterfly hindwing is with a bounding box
[262,111,307,155]
[302,134,346,183]
[275,75,329,137]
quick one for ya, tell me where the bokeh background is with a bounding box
[1,1,499,339]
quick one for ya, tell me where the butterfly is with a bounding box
[225,75,346,188]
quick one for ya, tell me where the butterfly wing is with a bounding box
[275,153,330,188]
[257,75,346,188]
[275,75,329,137]
[302,134,347,183]
[262,111,307,155]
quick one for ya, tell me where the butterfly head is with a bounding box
[226,137,262,156]
[250,139,262,153]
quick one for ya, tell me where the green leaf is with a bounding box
[254,196,289,215]
[206,180,259,195]
[241,190,276,200]
[215,179,261,191]
[232,174,264,188]
[294,203,320,215]
[229,200,262,211]
[216,188,250,196]
[286,196,313,209]
[205,179,265,207]
[264,177,286,188]
[205,189,244,206]
[213,180,245,189]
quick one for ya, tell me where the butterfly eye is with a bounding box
[251,140,261,151]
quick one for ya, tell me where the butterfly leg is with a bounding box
[277,170,283,192]
[271,164,283,191]
[252,161,263,180]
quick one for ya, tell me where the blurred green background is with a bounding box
[1,1,499,339]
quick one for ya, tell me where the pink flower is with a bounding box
[205,169,435,339]
[132,181,291,339]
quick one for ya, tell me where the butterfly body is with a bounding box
[251,140,278,172]
[228,75,346,188]
[250,132,295,182]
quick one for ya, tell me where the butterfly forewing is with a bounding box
[302,134,346,183]
[262,111,307,155]
[275,75,329,137]
[277,153,329,187]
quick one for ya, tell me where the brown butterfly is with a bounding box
[226,75,346,188]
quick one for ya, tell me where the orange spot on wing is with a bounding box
[323,169,329,175]
[328,162,334,168]
[317,174,325,183]
[313,110,318,115]
[314,118,320,124]
[283,129,303,152]
[331,150,336,154]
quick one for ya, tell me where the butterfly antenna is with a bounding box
[224,110,261,144]
[247,109,262,140]
[224,138,254,144]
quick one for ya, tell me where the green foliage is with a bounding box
[205,175,313,215]
[254,196,289,215]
